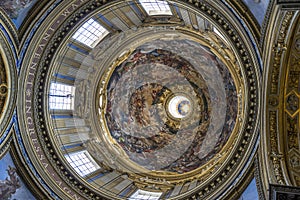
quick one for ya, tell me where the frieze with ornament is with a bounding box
[284,15,300,187]
[265,11,297,188]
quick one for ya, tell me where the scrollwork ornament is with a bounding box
[270,11,294,95]
[269,111,286,185]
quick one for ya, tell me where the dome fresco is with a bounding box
[104,39,238,173]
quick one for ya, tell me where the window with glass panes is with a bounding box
[65,150,99,177]
[128,189,162,200]
[139,0,172,16]
[72,18,109,48]
[49,83,75,110]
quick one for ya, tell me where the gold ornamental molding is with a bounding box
[261,5,300,199]
[283,15,300,187]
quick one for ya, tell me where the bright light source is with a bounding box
[139,0,172,16]
[65,150,100,176]
[72,18,109,48]
[49,82,75,110]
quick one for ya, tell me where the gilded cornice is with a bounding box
[261,0,300,49]
[0,129,12,157]
[219,160,257,200]
[254,155,267,200]
[18,0,62,50]
[276,0,300,9]
[260,0,276,50]
[17,0,261,199]
[261,3,300,198]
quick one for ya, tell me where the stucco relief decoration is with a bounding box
[284,15,300,187]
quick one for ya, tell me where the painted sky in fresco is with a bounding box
[239,178,259,200]
[0,0,38,28]
[243,0,270,25]
[0,152,36,200]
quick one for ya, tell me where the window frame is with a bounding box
[64,150,100,177]
[49,82,75,110]
[72,18,109,48]
[139,0,173,16]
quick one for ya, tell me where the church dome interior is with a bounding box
[0,0,300,199]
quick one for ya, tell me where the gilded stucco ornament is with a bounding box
[284,16,300,187]
[262,7,300,198]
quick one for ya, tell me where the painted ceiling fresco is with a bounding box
[0,0,38,28]
[243,0,270,25]
[106,39,238,173]
[0,152,36,200]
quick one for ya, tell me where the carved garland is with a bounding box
[25,0,260,199]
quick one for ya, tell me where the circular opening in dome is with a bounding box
[167,95,192,119]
